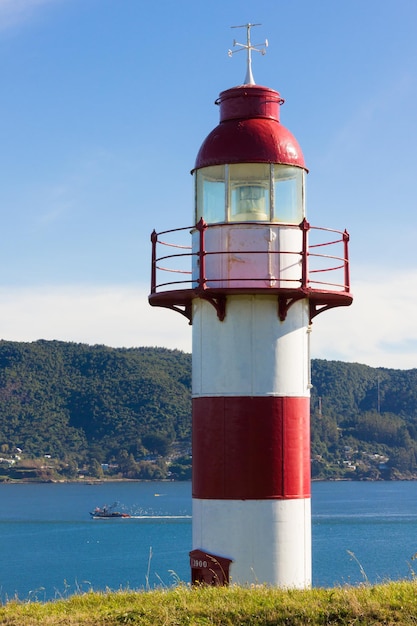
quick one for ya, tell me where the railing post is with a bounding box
[343,229,350,292]
[150,230,158,294]
[300,218,310,290]
[196,218,208,289]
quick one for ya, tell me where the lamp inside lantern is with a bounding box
[231,183,269,221]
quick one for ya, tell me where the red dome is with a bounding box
[193,84,306,171]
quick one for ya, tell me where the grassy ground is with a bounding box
[0,582,417,625]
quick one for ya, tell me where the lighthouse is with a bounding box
[149,24,352,588]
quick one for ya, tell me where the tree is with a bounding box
[142,433,171,457]
[88,458,104,479]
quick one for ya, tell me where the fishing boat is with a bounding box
[90,503,131,519]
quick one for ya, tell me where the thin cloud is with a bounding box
[0,284,192,352]
[0,0,62,31]
[316,72,415,172]
[311,267,417,370]
[0,272,415,369]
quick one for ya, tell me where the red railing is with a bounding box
[150,218,350,295]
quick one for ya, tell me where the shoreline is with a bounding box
[2,475,417,484]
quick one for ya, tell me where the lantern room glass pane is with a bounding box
[196,166,226,223]
[229,163,270,221]
[273,165,304,223]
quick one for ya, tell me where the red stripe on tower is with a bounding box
[192,396,310,500]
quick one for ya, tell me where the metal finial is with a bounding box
[228,23,268,85]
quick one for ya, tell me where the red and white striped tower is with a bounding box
[149,25,352,588]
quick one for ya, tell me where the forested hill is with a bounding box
[0,339,416,481]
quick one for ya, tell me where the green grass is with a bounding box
[1,582,417,625]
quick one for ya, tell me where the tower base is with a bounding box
[192,498,311,588]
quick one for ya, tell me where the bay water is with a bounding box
[0,480,417,602]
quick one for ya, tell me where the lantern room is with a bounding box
[195,162,304,224]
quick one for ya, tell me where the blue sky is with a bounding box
[0,0,416,369]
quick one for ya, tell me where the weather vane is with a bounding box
[228,23,268,85]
